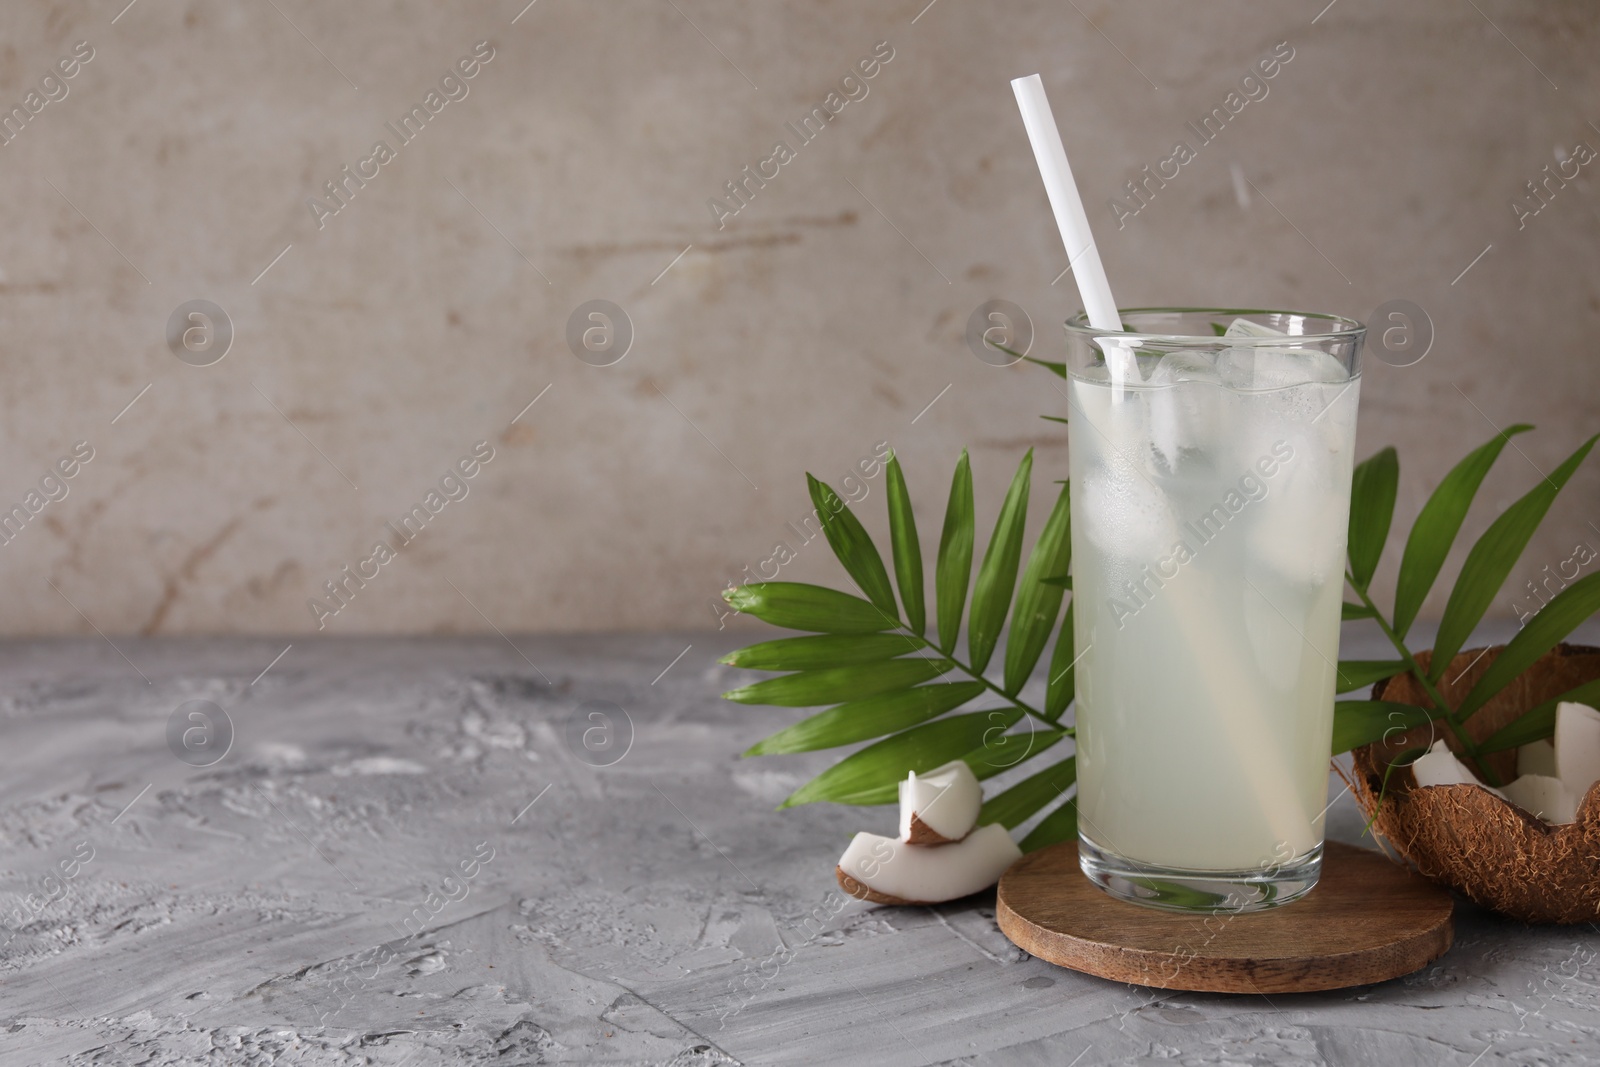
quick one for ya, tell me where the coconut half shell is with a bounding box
[1351,643,1600,924]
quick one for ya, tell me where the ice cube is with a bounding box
[1076,468,1181,563]
[1147,353,1224,474]
[1217,348,1349,392]
[1223,317,1288,339]
[1149,351,1221,386]
[1245,448,1347,587]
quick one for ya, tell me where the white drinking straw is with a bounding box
[1010,75,1120,331]
[1010,74,1135,387]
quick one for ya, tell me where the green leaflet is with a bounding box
[1391,425,1532,638]
[1456,572,1600,721]
[1342,601,1377,621]
[780,707,1024,808]
[1430,434,1598,680]
[884,453,926,636]
[1023,356,1068,380]
[979,757,1077,829]
[1019,798,1078,853]
[1043,601,1077,721]
[935,450,975,655]
[719,633,921,671]
[968,450,1034,674]
[834,720,1067,806]
[1478,704,1556,754]
[742,682,986,756]
[1330,700,1442,756]
[1334,659,1408,695]
[1478,678,1600,753]
[1003,482,1072,695]
[1346,447,1398,591]
[807,474,898,617]
[722,657,952,707]
[962,724,1067,781]
[723,582,896,634]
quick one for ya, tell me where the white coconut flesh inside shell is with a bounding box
[1516,738,1557,778]
[1554,701,1600,803]
[1411,740,1502,795]
[1407,702,1600,825]
[1500,774,1577,825]
[836,823,1021,905]
[898,760,982,844]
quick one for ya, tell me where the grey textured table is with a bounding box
[1,625,1598,1066]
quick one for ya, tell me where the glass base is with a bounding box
[1078,834,1322,914]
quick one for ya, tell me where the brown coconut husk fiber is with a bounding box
[1350,643,1600,924]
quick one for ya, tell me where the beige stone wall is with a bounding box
[0,0,1594,636]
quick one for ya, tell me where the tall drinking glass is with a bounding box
[1064,308,1365,911]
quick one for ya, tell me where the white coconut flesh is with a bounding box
[1408,702,1600,825]
[1500,774,1577,825]
[1517,738,1557,778]
[1554,701,1600,804]
[1411,740,1502,795]
[836,823,1021,904]
[898,759,982,843]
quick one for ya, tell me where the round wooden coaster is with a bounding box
[996,840,1453,993]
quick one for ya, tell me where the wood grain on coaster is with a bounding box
[996,840,1453,993]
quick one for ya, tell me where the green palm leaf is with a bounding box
[1346,446,1398,591]
[1478,678,1600,753]
[1019,798,1078,853]
[780,708,1023,808]
[884,452,926,636]
[836,717,1062,806]
[979,757,1077,829]
[1330,700,1442,756]
[935,450,975,654]
[1456,573,1600,721]
[720,633,920,671]
[968,450,1034,673]
[1429,434,1598,680]
[723,657,951,707]
[723,582,896,634]
[1003,482,1072,695]
[962,723,1067,780]
[807,474,898,617]
[1391,425,1532,637]
[743,682,987,756]
[1043,602,1077,721]
[1334,659,1408,695]
[1023,356,1068,380]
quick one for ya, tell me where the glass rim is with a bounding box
[1063,306,1366,344]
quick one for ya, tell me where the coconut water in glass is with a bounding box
[1065,308,1364,911]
